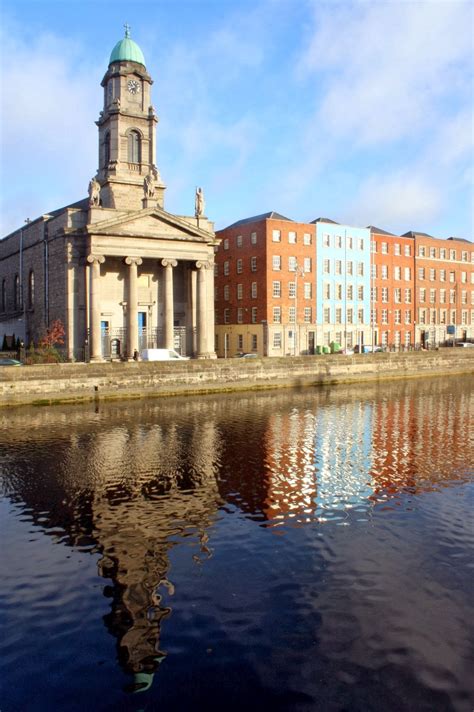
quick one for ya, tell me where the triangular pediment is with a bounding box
[87,207,215,242]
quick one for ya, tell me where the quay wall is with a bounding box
[0,351,473,407]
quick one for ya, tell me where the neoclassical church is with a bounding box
[0,28,218,360]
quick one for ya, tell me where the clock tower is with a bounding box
[96,26,166,210]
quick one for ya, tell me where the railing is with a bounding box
[95,326,194,360]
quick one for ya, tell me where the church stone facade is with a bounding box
[0,29,218,361]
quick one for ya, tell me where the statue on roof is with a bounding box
[195,187,205,218]
[88,177,101,207]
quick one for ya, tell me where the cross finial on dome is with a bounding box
[124,23,131,38]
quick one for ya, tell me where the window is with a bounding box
[224,260,229,276]
[273,306,281,323]
[224,308,230,324]
[429,268,436,281]
[461,271,467,283]
[273,255,281,271]
[394,266,401,281]
[335,235,342,248]
[14,274,20,310]
[404,310,411,325]
[224,285,229,301]
[303,232,312,245]
[418,267,425,280]
[238,334,243,349]
[382,287,388,303]
[449,289,456,304]
[394,288,401,303]
[347,308,353,324]
[381,309,388,324]
[288,282,296,298]
[462,251,468,262]
[346,261,353,275]
[419,288,426,302]
[449,249,456,260]
[288,256,297,272]
[371,287,378,302]
[358,308,364,324]
[324,283,331,299]
[272,281,281,298]
[381,242,388,254]
[440,269,446,282]
[381,265,388,279]
[358,238,364,251]
[303,257,311,273]
[461,290,467,305]
[304,282,312,299]
[251,232,257,245]
[346,284,353,300]
[237,309,243,324]
[357,262,364,276]
[440,289,446,303]
[223,238,229,250]
[404,244,411,256]
[394,331,401,347]
[394,243,401,256]
[394,309,401,324]
[323,233,331,247]
[236,235,243,247]
[250,256,257,272]
[127,130,141,163]
[288,231,297,244]
[323,259,330,274]
[450,309,456,323]
[371,240,377,253]
[371,309,377,324]
[28,271,34,309]
[419,246,426,257]
[346,236,353,250]
[405,288,412,303]
[335,307,342,324]
[252,334,257,350]
[304,307,312,323]
[461,311,468,325]
[104,132,110,165]
[440,248,446,259]
[336,283,343,300]
[429,247,436,259]
[405,331,411,346]
[440,309,447,324]
[371,264,377,278]
[237,284,243,300]
[324,307,331,323]
[272,229,281,242]
[273,332,282,349]
[404,267,411,281]
[358,285,364,300]
[335,260,342,275]
[251,282,257,298]
[236,259,243,274]
[430,289,436,304]
[289,306,296,323]
[449,271,455,283]
[251,307,257,323]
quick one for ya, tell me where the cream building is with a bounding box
[0,28,218,361]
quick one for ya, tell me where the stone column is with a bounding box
[161,259,177,350]
[125,256,143,359]
[190,268,198,355]
[87,254,105,361]
[196,260,216,358]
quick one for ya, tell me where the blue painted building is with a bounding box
[312,218,371,350]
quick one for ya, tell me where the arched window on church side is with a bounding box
[128,130,141,164]
[1,279,6,312]
[104,132,110,166]
[14,274,20,310]
[28,270,35,309]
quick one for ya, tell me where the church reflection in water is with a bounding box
[1,377,472,692]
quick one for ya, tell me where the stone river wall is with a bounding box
[1,350,473,407]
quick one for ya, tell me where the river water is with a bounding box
[0,376,473,712]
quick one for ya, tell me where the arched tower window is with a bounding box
[14,274,20,310]
[128,130,141,164]
[104,132,111,166]
[1,279,6,312]
[28,270,35,309]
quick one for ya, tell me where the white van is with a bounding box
[140,348,189,361]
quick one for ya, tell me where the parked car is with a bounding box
[456,342,474,348]
[0,358,22,366]
[140,349,189,361]
[235,352,258,358]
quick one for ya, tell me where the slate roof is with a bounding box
[225,212,294,229]
[366,225,397,236]
[310,217,339,225]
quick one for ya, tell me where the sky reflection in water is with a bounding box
[0,376,473,712]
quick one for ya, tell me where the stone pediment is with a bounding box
[86,207,215,243]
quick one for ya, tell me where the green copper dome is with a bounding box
[109,26,145,67]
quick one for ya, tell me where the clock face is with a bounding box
[127,79,140,95]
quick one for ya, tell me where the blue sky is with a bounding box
[0,0,472,238]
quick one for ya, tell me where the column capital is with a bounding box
[125,256,143,266]
[87,254,105,265]
[196,260,212,270]
[161,258,178,268]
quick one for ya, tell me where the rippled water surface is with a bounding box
[1,377,473,712]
